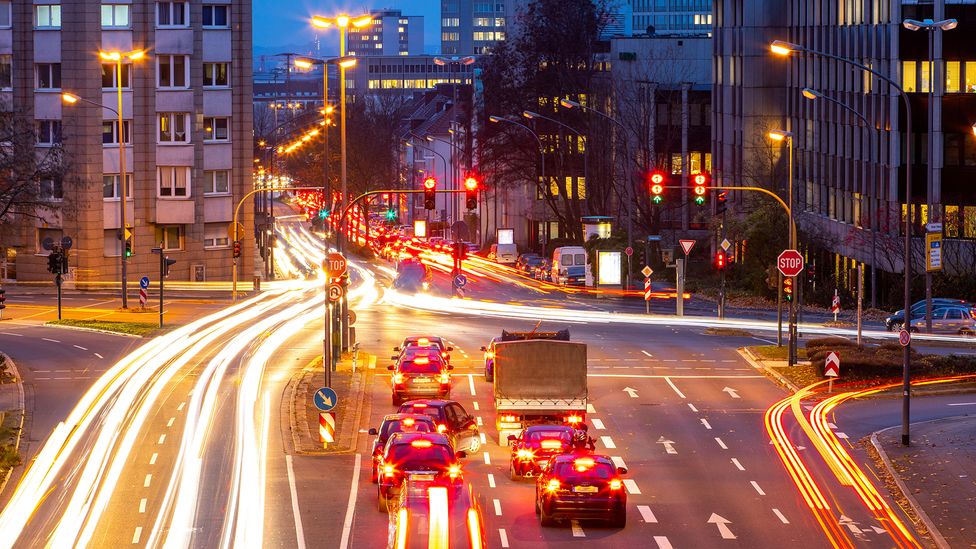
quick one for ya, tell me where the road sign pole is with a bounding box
[777,271,783,347]
[857,264,863,346]
[159,252,164,328]
[324,265,332,389]
[676,258,684,317]
[56,272,62,320]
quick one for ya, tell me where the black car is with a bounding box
[516,254,544,275]
[535,454,628,527]
[508,425,576,480]
[368,414,438,483]
[398,399,481,454]
[885,299,968,330]
[377,432,463,512]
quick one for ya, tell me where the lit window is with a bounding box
[35,4,61,28]
[203,62,229,87]
[902,61,916,93]
[946,61,960,93]
[965,62,976,93]
[160,225,184,250]
[157,166,190,197]
[101,4,129,27]
[158,112,189,143]
[204,117,229,141]
[920,61,931,93]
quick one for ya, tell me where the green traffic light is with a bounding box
[385,209,396,220]
[652,196,663,205]
[694,196,705,206]
[318,209,329,219]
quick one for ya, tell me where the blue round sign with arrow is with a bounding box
[140,276,150,289]
[453,274,467,289]
[313,387,339,411]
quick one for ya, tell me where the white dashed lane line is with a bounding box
[700,418,712,430]
[498,529,509,548]
[610,456,627,469]
[637,505,658,523]
[177,401,186,412]
[0,332,23,337]
[132,527,143,544]
[665,377,686,399]
[600,436,616,449]
[149,453,158,465]
[483,452,491,465]
[715,437,728,450]
[480,433,486,445]
[654,536,674,549]
[157,434,166,444]
[139,498,147,513]
[94,353,104,359]
[591,418,605,430]
[622,479,641,495]
[773,508,790,524]
[42,338,60,343]
[143,474,152,488]
[487,473,496,488]
[586,404,596,413]
[641,350,653,357]
[751,481,766,496]
[167,417,175,427]
[493,499,502,516]
[476,416,483,426]
[473,402,479,411]
[731,458,745,471]
[687,403,698,412]
[73,345,88,351]
[571,520,585,537]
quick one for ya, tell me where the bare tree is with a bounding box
[0,110,69,223]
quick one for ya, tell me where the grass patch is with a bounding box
[47,319,165,337]
[0,414,22,476]
[703,327,753,337]
[0,354,14,384]
[769,362,822,388]
[751,345,808,361]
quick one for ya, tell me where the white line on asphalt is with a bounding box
[144,474,152,487]
[177,401,186,412]
[132,527,142,544]
[642,350,653,357]
[149,453,158,465]
[167,417,175,428]
[637,505,657,523]
[592,418,605,430]
[623,479,641,494]
[948,402,976,406]
[42,338,60,343]
[665,377,686,399]
[827,423,837,428]
[773,508,790,524]
[480,433,487,445]
[488,473,496,488]
[157,434,166,444]
[338,454,362,549]
[610,456,627,469]
[715,437,728,449]
[731,458,745,471]
[139,498,147,513]
[751,481,766,495]
[654,536,674,549]
[94,353,103,359]
[752,337,777,345]
[499,529,509,548]
[587,403,596,413]
[688,403,698,412]
[493,499,502,516]
[467,374,476,396]
[286,455,307,549]
[701,418,712,430]
[483,452,491,465]
[476,416,483,426]
[73,345,88,351]
[571,520,585,537]
[473,401,480,410]
[600,436,616,449]
[0,332,23,337]
[835,432,849,439]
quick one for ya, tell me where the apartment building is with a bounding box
[0,0,253,284]
[347,9,423,57]
[441,0,524,55]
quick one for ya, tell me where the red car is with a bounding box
[535,454,628,528]
[394,336,454,365]
[368,414,437,483]
[377,432,464,512]
[389,353,452,405]
[507,425,575,480]
[398,400,481,454]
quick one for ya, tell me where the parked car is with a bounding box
[885,298,968,330]
[516,254,545,275]
[488,243,518,264]
[908,306,976,335]
[550,247,587,285]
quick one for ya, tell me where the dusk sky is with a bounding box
[252,0,441,54]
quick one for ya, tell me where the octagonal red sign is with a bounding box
[777,249,804,277]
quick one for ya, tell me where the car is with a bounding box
[508,425,577,480]
[389,353,453,405]
[488,243,518,264]
[535,454,628,528]
[385,474,487,549]
[376,432,464,512]
[885,298,968,330]
[515,253,543,273]
[394,336,454,365]
[908,306,976,335]
[463,242,481,255]
[393,260,433,292]
[368,414,438,483]
[398,400,482,453]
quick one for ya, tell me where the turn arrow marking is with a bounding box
[623,387,639,398]
[657,436,677,454]
[707,513,736,539]
[722,387,740,399]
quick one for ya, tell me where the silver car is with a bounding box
[909,306,976,336]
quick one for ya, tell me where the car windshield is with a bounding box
[389,444,453,471]
[526,430,572,444]
[553,461,615,483]
[399,360,442,373]
[380,419,433,441]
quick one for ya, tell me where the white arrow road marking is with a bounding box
[610,456,627,469]
[637,505,658,523]
[708,513,736,539]
[722,387,740,399]
[731,458,745,471]
[839,515,863,535]
[571,520,585,537]
[600,436,616,449]
[750,481,765,495]
[657,436,677,454]
[499,529,509,548]
[773,508,790,524]
[591,418,605,430]
[715,437,728,449]
[701,418,712,430]
[665,377,686,398]
[654,536,673,549]
[623,387,639,398]
[623,479,641,494]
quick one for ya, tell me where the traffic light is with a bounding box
[423,177,437,210]
[124,239,133,258]
[693,173,708,206]
[715,250,726,270]
[61,251,69,275]
[318,208,329,220]
[716,191,728,214]
[385,209,397,221]
[649,171,665,204]
[806,264,816,285]
[464,176,479,210]
[454,241,467,260]
[233,240,242,258]
[47,250,62,275]
[164,257,177,277]
[783,276,794,301]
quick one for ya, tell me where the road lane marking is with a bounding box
[731,458,745,471]
[499,529,509,548]
[467,374,476,396]
[835,432,848,439]
[42,338,60,343]
[476,416,483,426]
[73,345,88,351]
[167,417,175,427]
[948,402,976,406]
[701,418,712,430]
[688,403,698,412]
[177,401,186,412]
[0,332,23,337]
[483,452,491,464]
[94,353,103,359]
[751,481,766,495]
[149,453,158,465]
[773,508,790,524]
[338,454,362,549]
[480,433,487,445]
[623,479,641,494]
[144,474,152,487]
[715,437,728,450]
[600,436,616,449]
[487,473,496,488]
[473,402,480,410]
[132,527,142,544]
[591,418,605,430]
[587,404,596,413]
[654,536,673,549]
[665,377,686,398]
[493,499,502,516]
[610,456,627,469]
[571,520,585,537]
[637,505,657,523]
[157,434,166,444]
[642,350,653,357]
[139,498,147,513]
[286,455,307,549]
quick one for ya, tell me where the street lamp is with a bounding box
[433,56,476,228]
[522,110,587,205]
[767,129,798,367]
[771,38,915,446]
[489,115,548,256]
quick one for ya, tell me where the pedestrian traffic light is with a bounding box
[649,171,666,204]
[464,176,479,210]
[47,250,62,275]
[423,177,437,210]
[124,239,133,257]
[783,276,794,301]
[164,257,177,277]
[716,191,728,214]
[233,240,242,258]
[693,173,708,206]
[715,250,726,270]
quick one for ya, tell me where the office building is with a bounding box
[441,0,523,55]
[0,0,254,284]
[348,9,423,57]
[631,0,713,35]
[347,55,474,97]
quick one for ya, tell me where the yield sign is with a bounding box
[679,239,696,255]
[824,352,840,378]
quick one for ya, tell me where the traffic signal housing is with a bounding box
[47,250,63,275]
[0,288,6,310]
[124,239,133,258]
[423,177,437,210]
[164,257,177,277]
[693,173,708,206]
[233,240,242,258]
[716,191,728,214]
[715,250,726,270]
[464,176,478,210]
[806,264,816,285]
[783,276,794,302]
[649,171,665,204]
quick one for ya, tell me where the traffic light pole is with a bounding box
[159,251,164,328]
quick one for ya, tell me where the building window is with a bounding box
[101,62,131,88]
[204,223,230,248]
[0,1,11,28]
[37,228,63,255]
[103,173,133,199]
[203,170,230,194]
[102,120,131,145]
[902,61,916,93]
[0,55,10,90]
[920,61,931,93]
[157,55,189,88]
[202,4,229,27]
[157,1,188,27]
[203,62,229,87]
[101,4,129,28]
[158,112,189,143]
[157,166,190,197]
[34,4,61,28]
[160,225,184,250]
[204,117,229,141]
[946,61,961,93]
[35,63,61,90]
[39,178,63,201]
[36,120,62,145]
[966,62,976,93]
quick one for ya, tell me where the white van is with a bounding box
[551,246,587,285]
[489,243,518,264]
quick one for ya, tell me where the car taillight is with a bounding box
[501,415,518,423]
[449,464,460,479]
[516,449,534,460]
[566,415,582,425]
[466,508,483,549]
[395,508,409,549]
[540,440,562,450]
[546,479,560,492]
[393,373,404,384]
[441,352,448,358]
[402,418,415,426]
[485,351,494,359]
[384,464,395,477]
[438,373,450,384]
[609,479,623,490]
[437,424,448,433]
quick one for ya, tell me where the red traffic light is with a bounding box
[464,176,478,191]
[715,251,726,269]
[650,172,664,185]
[693,174,707,185]
[423,177,437,190]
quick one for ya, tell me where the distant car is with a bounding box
[389,353,453,405]
[488,243,518,264]
[908,306,976,335]
[516,254,545,275]
[535,454,628,528]
[393,260,433,292]
[398,400,481,453]
[395,336,454,362]
[885,299,968,330]
[377,432,464,512]
[385,472,487,549]
[368,414,438,483]
[463,242,481,255]
[508,425,576,480]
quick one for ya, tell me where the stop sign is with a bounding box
[777,249,804,277]
[326,252,347,276]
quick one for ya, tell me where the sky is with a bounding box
[252,0,441,55]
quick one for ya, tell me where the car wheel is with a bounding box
[534,494,541,515]
[468,434,482,453]
[370,465,378,484]
[539,502,556,527]
[609,510,627,528]
[960,329,974,337]
[391,393,400,406]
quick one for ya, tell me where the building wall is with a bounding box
[348,10,424,57]
[441,0,521,55]
[349,55,473,98]
[630,0,714,35]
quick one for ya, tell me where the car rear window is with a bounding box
[389,444,453,470]
[401,405,446,422]
[553,461,614,482]
[399,360,441,373]
[526,430,572,443]
[561,254,573,266]
[380,419,433,441]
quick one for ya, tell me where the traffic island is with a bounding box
[0,352,25,497]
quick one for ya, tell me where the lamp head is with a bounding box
[768,129,792,142]
[336,57,357,68]
[352,15,373,27]
[311,16,332,28]
[61,92,79,104]
[522,110,539,120]
[99,51,122,61]
[902,19,924,31]
[294,59,316,69]
[769,40,799,56]
[488,115,502,123]
[560,98,580,109]
[801,87,821,100]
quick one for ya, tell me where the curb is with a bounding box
[737,347,800,393]
[287,355,372,456]
[870,423,953,549]
[42,323,146,339]
[0,352,26,497]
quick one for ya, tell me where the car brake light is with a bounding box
[418,338,430,345]
[411,439,433,448]
[441,351,448,358]
[566,415,582,424]
[485,351,494,359]
[467,508,483,549]
[501,415,518,423]
[449,464,460,479]
[438,373,450,384]
[546,479,560,492]
[411,403,428,408]
[401,418,415,426]
[384,464,395,477]
[516,449,534,460]
[414,357,430,365]
[573,457,595,472]
[610,479,623,490]
[395,508,409,549]
[540,440,562,450]
[437,424,447,433]
[393,373,404,384]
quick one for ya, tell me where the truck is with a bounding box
[491,333,588,446]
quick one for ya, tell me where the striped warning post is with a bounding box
[139,287,148,308]
[644,278,652,301]
[319,412,336,446]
